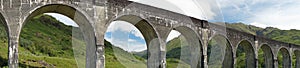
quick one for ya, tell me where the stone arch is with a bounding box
[105,14,160,68]
[235,40,256,68]
[294,50,300,68]
[277,47,291,68]
[165,26,202,68]
[258,44,274,68]
[21,4,96,68]
[207,34,233,68]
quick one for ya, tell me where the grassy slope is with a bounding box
[132,35,191,68]
[104,40,147,68]
[0,14,80,68]
[166,36,190,68]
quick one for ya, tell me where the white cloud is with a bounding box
[44,13,79,27]
[105,21,147,52]
[130,29,144,39]
[246,0,300,30]
[166,30,181,42]
[129,0,218,20]
[249,22,268,28]
[107,21,144,39]
[128,39,136,42]
[218,0,300,30]
[109,37,146,52]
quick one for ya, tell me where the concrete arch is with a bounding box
[207,34,233,68]
[107,15,159,44]
[294,50,300,68]
[258,44,274,68]
[21,4,96,68]
[166,26,203,68]
[235,40,256,68]
[105,14,160,68]
[277,48,291,68]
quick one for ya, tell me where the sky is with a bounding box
[47,0,300,52]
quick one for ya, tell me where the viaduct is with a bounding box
[0,0,299,68]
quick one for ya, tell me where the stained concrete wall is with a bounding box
[0,0,299,68]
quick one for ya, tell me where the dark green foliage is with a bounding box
[235,46,246,68]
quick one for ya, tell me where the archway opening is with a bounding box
[294,50,300,68]
[104,21,148,68]
[235,40,255,68]
[207,35,233,68]
[0,14,8,67]
[258,44,274,68]
[18,4,96,68]
[19,12,88,68]
[104,15,159,68]
[277,48,291,68]
[166,27,202,68]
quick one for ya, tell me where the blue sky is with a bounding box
[47,0,300,52]
[104,21,147,52]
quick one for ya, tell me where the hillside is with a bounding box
[133,35,191,68]
[226,23,300,45]
[0,14,81,67]
[104,40,147,68]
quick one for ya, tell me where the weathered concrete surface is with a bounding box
[0,0,299,68]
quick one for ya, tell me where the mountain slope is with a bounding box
[226,23,300,45]
[105,39,147,68]
[0,14,79,67]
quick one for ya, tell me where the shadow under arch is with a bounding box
[294,50,300,68]
[21,4,96,68]
[0,13,9,35]
[166,26,203,68]
[235,40,256,68]
[0,12,9,67]
[207,34,233,68]
[258,44,274,68]
[277,47,291,68]
[106,14,160,68]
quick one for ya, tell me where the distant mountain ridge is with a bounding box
[226,22,300,45]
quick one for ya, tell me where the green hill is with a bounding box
[226,22,300,45]
[133,35,191,68]
[104,40,147,68]
[0,14,81,67]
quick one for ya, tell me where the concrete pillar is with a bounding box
[275,58,278,68]
[5,8,22,68]
[255,41,258,68]
[201,29,209,68]
[151,24,171,68]
[7,20,21,68]
[94,5,107,68]
[159,39,166,68]
[8,30,19,68]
